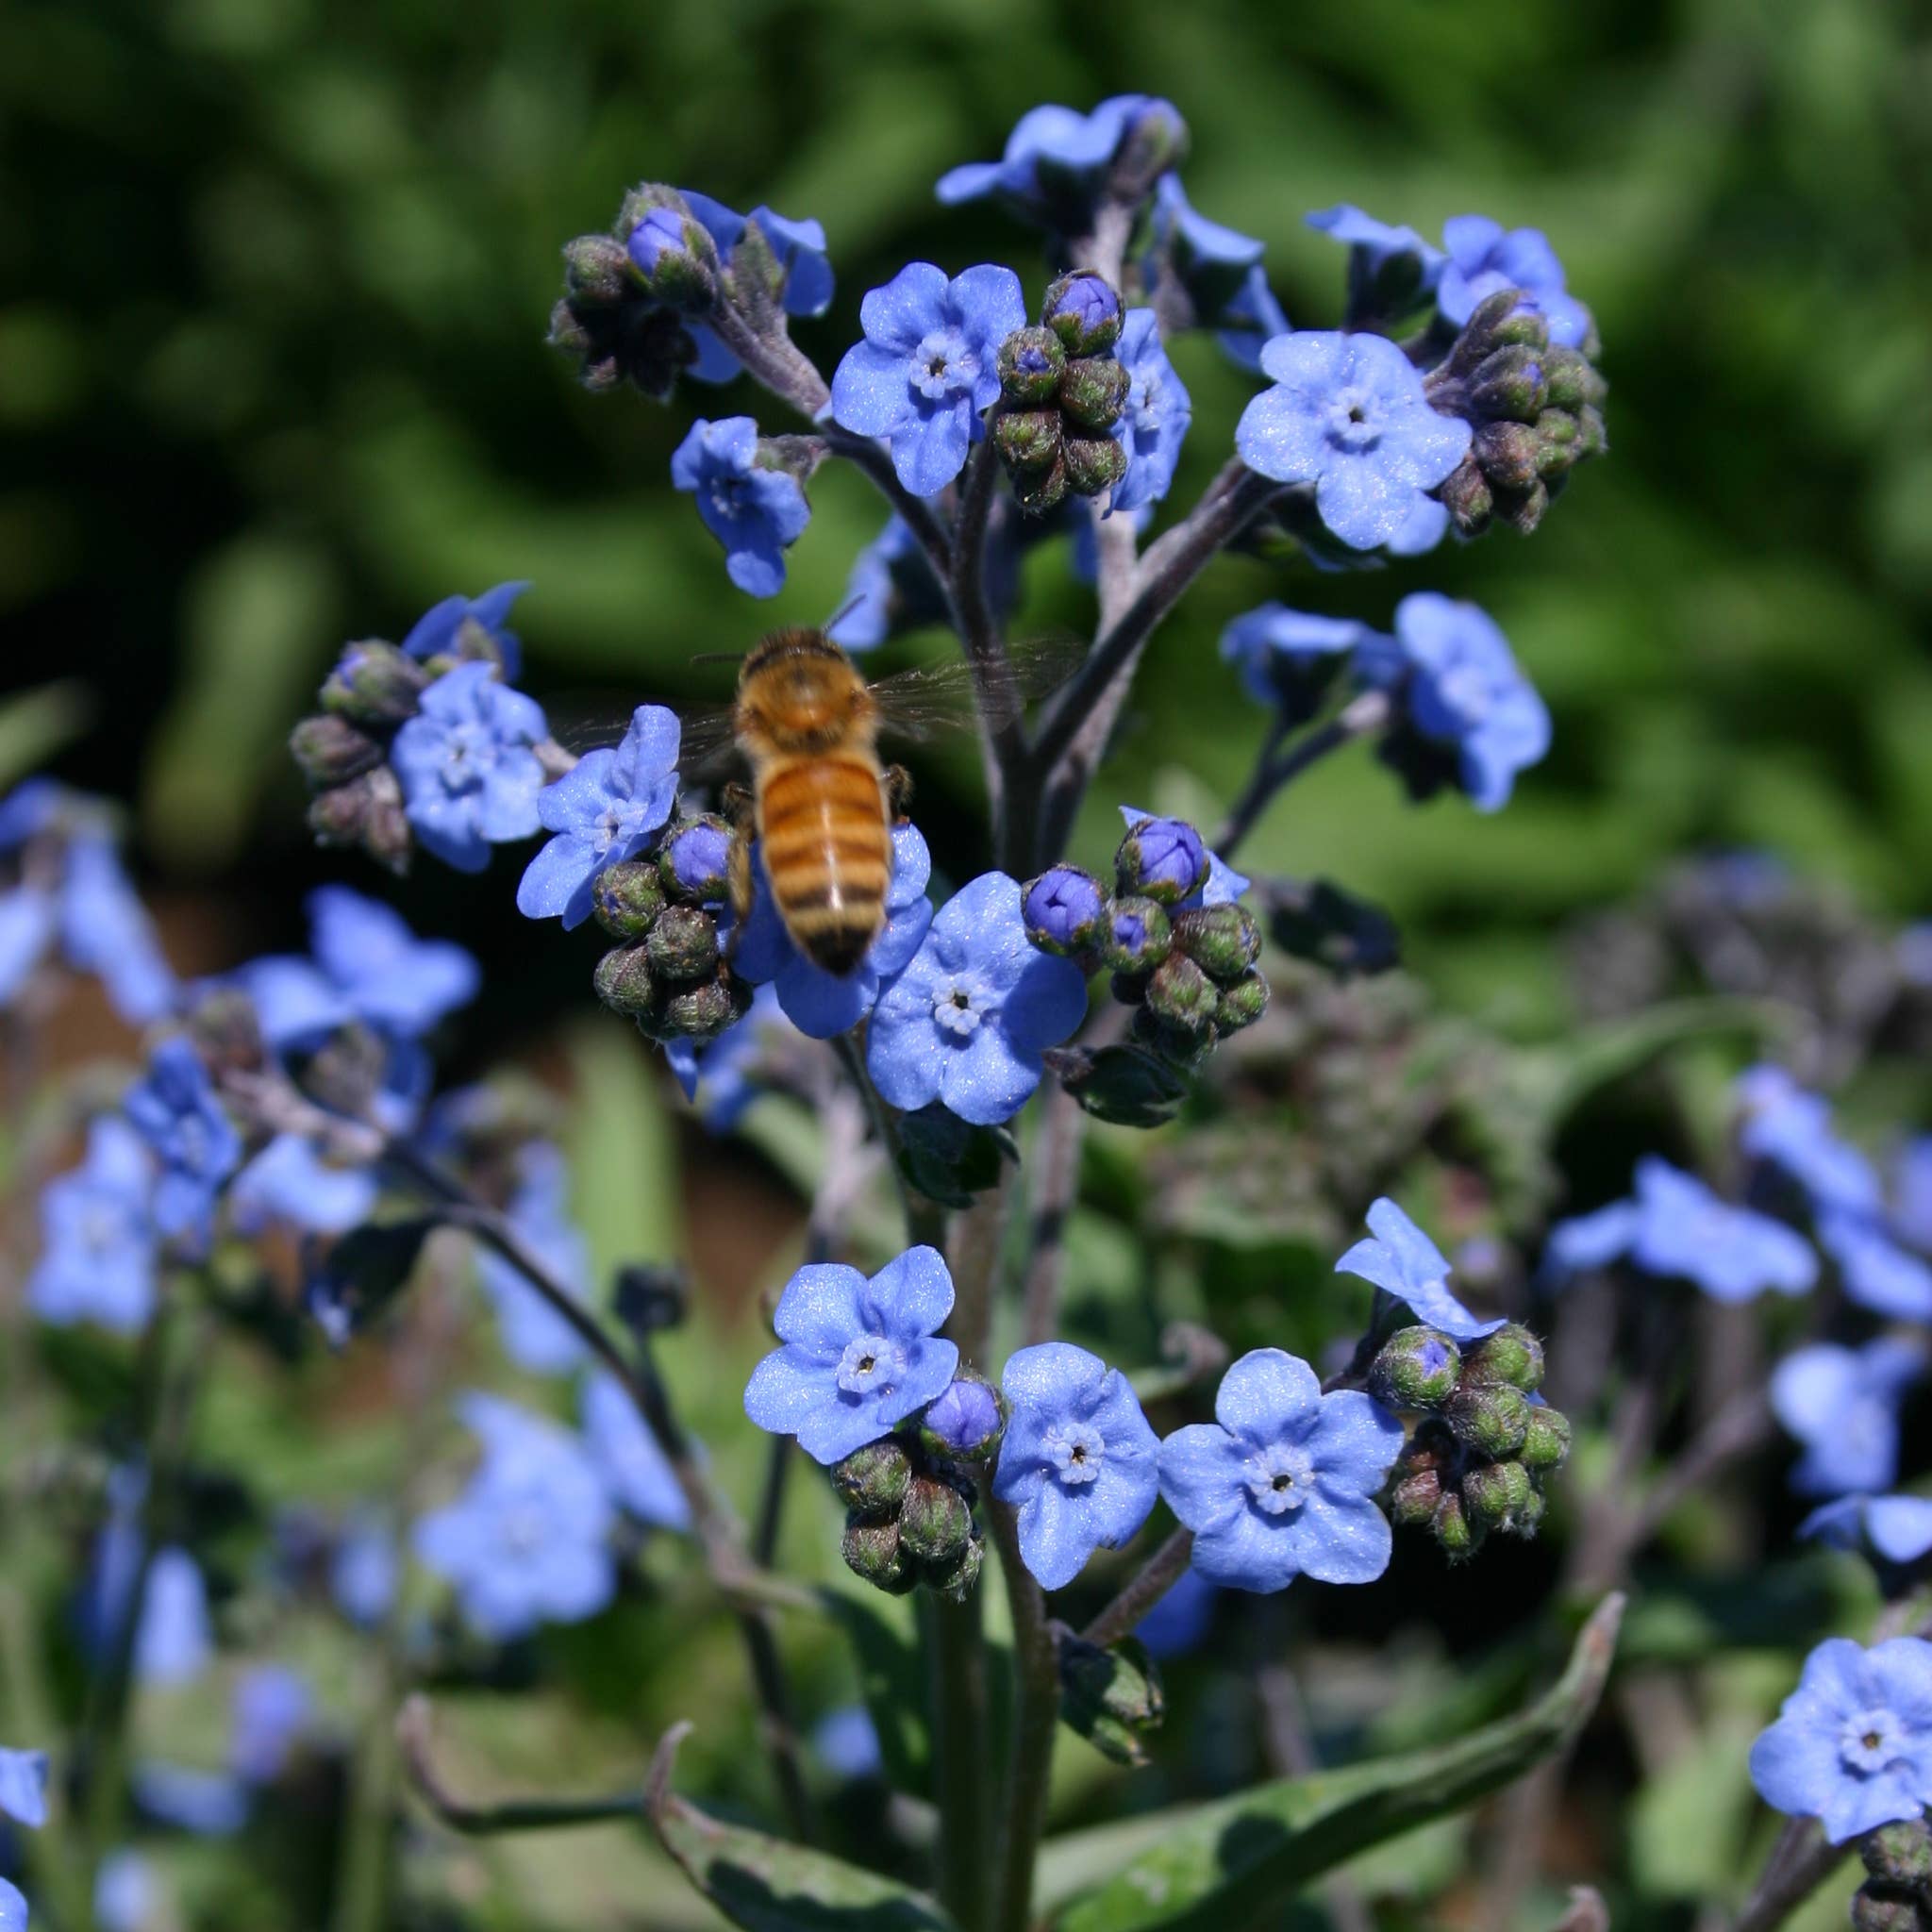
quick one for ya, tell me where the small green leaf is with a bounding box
[646,1724,959,1932]
[0,680,89,791]
[1048,1593,1624,1932]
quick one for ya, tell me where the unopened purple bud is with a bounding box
[1023,865,1108,956]
[626,208,689,276]
[921,1378,1003,1460]
[1044,273,1123,356]
[1116,817,1208,906]
[1099,896,1173,974]
[659,815,733,904]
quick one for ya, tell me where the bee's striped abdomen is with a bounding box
[757,752,891,975]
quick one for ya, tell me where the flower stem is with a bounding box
[1020,1079,1084,1349]
[985,1497,1059,1932]
[927,1591,993,1932]
[1212,691,1391,863]
[1079,1527,1194,1650]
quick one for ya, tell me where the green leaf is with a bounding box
[1047,1593,1624,1932]
[0,680,89,791]
[645,1724,959,1932]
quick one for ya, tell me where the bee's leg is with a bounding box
[722,782,757,964]
[883,764,914,819]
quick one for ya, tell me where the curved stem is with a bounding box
[1079,1528,1194,1651]
[1212,690,1391,863]
[1020,1080,1084,1349]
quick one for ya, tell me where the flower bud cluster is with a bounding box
[831,1374,1004,1602]
[992,274,1131,514]
[590,815,753,1045]
[1424,289,1608,538]
[1374,1322,1568,1561]
[1856,1821,1932,1931]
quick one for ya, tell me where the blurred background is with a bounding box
[6,0,1932,1925]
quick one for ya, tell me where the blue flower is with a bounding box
[1543,1158,1816,1303]
[664,982,794,1128]
[743,1246,959,1466]
[1134,1567,1220,1659]
[1336,1198,1503,1341]
[1158,1348,1403,1594]
[398,581,530,679]
[1438,215,1591,351]
[1893,1137,1932,1254]
[330,1515,397,1628]
[1216,265,1291,374]
[229,1666,310,1784]
[123,1039,241,1253]
[1306,205,1446,289]
[1118,808,1250,908]
[830,263,1027,497]
[28,1116,156,1332]
[1356,593,1550,812]
[1772,1339,1924,1497]
[1801,1494,1932,1568]
[0,1747,47,1828]
[133,1548,214,1685]
[1819,1211,1932,1323]
[1219,605,1371,724]
[130,1762,248,1835]
[0,887,54,1006]
[474,1145,591,1375]
[1736,1066,1884,1217]
[1108,309,1191,515]
[671,417,811,598]
[827,516,943,652]
[733,820,934,1040]
[581,1372,691,1531]
[94,1853,151,1932]
[1140,177,1289,373]
[1236,331,1471,552]
[0,1880,23,1932]
[227,1134,380,1238]
[516,705,680,929]
[1750,1637,1932,1843]
[657,193,834,382]
[58,835,177,1024]
[813,1706,883,1782]
[936,96,1183,230]
[866,872,1088,1126]
[992,1341,1159,1591]
[412,1393,616,1640]
[391,662,548,874]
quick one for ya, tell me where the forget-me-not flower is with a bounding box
[672,417,811,597]
[330,1514,398,1629]
[391,661,549,873]
[1542,1158,1816,1303]
[398,581,530,679]
[830,263,1027,497]
[1158,1348,1403,1594]
[1108,308,1191,515]
[866,872,1088,1126]
[743,1246,959,1466]
[1135,1567,1220,1659]
[123,1039,241,1252]
[516,705,681,929]
[1437,215,1591,350]
[1892,1137,1932,1255]
[474,1144,591,1375]
[0,1879,24,1932]
[58,835,177,1024]
[1336,1198,1504,1341]
[664,982,793,1127]
[229,1667,310,1784]
[1306,205,1446,293]
[28,1115,156,1332]
[813,1706,884,1782]
[1219,605,1370,725]
[1356,593,1550,812]
[1800,1494,1932,1569]
[133,1549,214,1685]
[1772,1339,1924,1497]
[936,96,1182,230]
[734,820,934,1041]
[412,1393,616,1640]
[581,1372,690,1530]
[1749,1637,1932,1842]
[1818,1211,1932,1323]
[0,1748,48,1828]
[992,1341,1160,1591]
[1236,332,1471,552]
[1736,1066,1883,1217]
[227,1134,380,1238]
[1118,808,1250,908]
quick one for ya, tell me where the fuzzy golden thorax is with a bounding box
[733,629,881,759]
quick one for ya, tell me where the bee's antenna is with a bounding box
[689,651,748,667]
[824,595,866,639]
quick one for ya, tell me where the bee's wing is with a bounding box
[544,695,742,781]
[869,633,1087,743]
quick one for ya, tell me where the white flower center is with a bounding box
[912,327,976,402]
[838,1333,902,1395]
[441,723,489,792]
[931,980,983,1040]
[499,1507,546,1558]
[1840,1707,1906,1775]
[1046,1422,1105,1486]
[1247,1443,1314,1515]
[1324,385,1383,452]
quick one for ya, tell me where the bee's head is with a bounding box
[735,630,876,755]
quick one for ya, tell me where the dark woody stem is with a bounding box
[1212,690,1392,863]
[1079,1526,1195,1650]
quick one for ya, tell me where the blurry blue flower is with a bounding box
[1749,1637,1932,1843]
[1236,332,1470,552]
[79,1475,211,1682]
[1158,1348,1403,1594]
[391,662,550,874]
[1772,1339,1924,1497]
[58,836,176,1023]
[743,1246,959,1466]
[134,1548,213,1685]
[1046,274,1121,344]
[412,1393,616,1641]
[28,1115,156,1332]
[992,1341,1159,1591]
[130,1762,247,1836]
[1356,593,1550,812]
[664,983,793,1128]
[516,706,681,929]
[475,1145,591,1375]
[923,1378,1002,1457]
[1118,808,1249,909]
[1219,605,1371,724]
[1133,1567,1220,1659]
[1801,1494,1932,1568]
[581,1372,690,1531]
[1216,265,1290,374]
[1141,176,1288,372]
[229,1135,379,1238]
[1543,1158,1816,1303]
[123,1040,241,1253]
[812,1706,883,1782]
[1108,309,1191,515]
[672,418,811,598]
[398,581,530,679]
[1438,215,1591,351]
[1305,205,1446,289]
[1737,1066,1883,1217]
[1336,1198,1504,1341]
[830,263,1027,497]
[0,1881,22,1932]
[0,887,55,1005]
[229,1666,310,1784]
[936,96,1181,229]
[1898,924,1932,991]
[1893,1138,1932,1254]
[0,1747,47,1827]
[0,778,61,848]
[827,516,942,652]
[867,873,1087,1126]
[733,821,934,1041]
[330,1515,397,1629]
[1819,1212,1932,1323]
[93,1851,152,1932]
